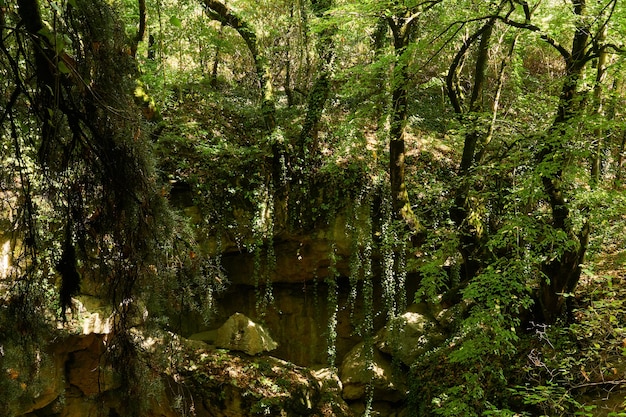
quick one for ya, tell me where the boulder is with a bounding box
[339,342,406,402]
[215,313,278,355]
[375,311,444,366]
[435,299,472,328]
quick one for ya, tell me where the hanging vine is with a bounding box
[325,242,339,369]
[252,183,276,317]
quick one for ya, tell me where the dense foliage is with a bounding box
[1,0,626,415]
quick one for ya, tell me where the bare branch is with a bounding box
[570,380,626,390]
[496,16,571,61]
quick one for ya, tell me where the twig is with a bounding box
[570,380,626,390]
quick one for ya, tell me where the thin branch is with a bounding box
[496,15,571,60]
[404,0,442,30]
[570,380,626,390]
[0,88,21,127]
[423,22,466,68]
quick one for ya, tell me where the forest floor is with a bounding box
[563,246,626,416]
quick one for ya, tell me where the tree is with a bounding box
[438,0,622,322]
[297,0,334,164]
[499,0,620,322]
[446,15,498,281]
[383,2,443,233]
[200,0,276,130]
[0,1,217,413]
[386,6,422,230]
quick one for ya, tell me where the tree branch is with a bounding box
[570,379,626,390]
[446,22,493,114]
[496,15,572,61]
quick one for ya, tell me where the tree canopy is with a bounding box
[1,0,626,415]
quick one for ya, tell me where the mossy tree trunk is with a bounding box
[200,0,276,130]
[130,0,146,58]
[387,11,423,234]
[536,0,591,322]
[590,24,608,188]
[297,0,334,163]
[446,18,496,281]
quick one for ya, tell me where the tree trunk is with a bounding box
[210,21,224,87]
[538,0,591,323]
[388,17,421,233]
[447,19,495,280]
[297,0,334,162]
[200,0,276,129]
[130,0,146,58]
[615,130,626,188]
[16,0,58,165]
[607,76,625,188]
[590,25,607,187]
[284,5,295,107]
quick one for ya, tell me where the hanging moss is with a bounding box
[362,225,375,417]
[325,243,339,369]
[263,236,276,311]
[380,185,398,322]
[251,239,276,317]
[395,238,408,313]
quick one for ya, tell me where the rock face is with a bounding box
[215,312,278,355]
[12,330,354,417]
[335,305,453,415]
[65,337,119,396]
[202,277,380,366]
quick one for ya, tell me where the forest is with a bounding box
[1,0,626,415]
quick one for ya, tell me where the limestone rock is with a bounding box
[62,296,114,335]
[312,366,343,393]
[67,336,119,396]
[339,342,406,402]
[348,400,410,417]
[215,312,277,355]
[376,312,444,366]
[59,396,101,417]
[63,296,148,335]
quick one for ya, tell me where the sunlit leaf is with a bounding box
[169,15,182,28]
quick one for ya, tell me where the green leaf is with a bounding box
[57,60,70,74]
[54,35,65,54]
[50,1,63,15]
[38,26,53,42]
[169,15,182,28]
